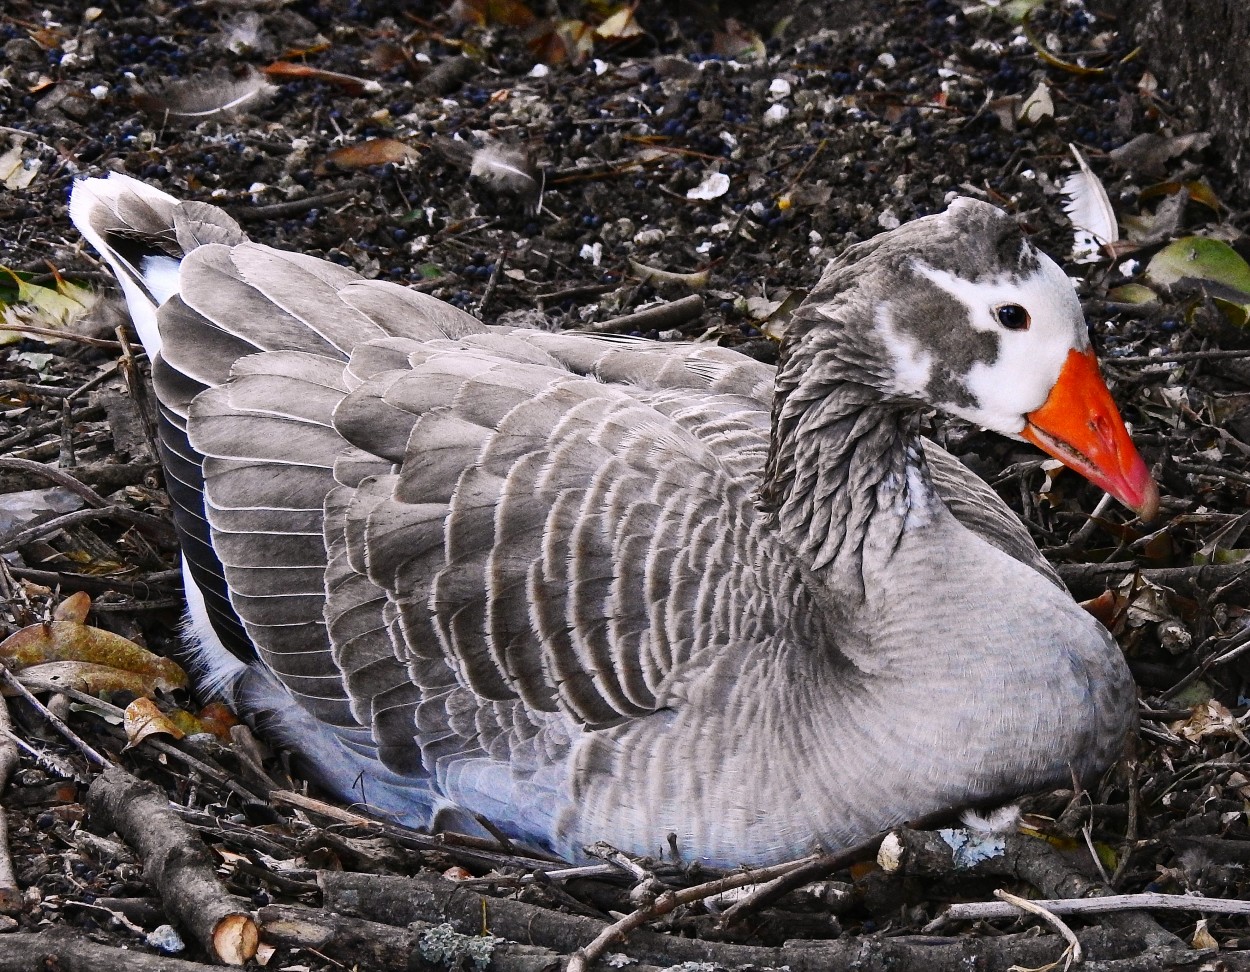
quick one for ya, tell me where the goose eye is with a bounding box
[995,303,1030,331]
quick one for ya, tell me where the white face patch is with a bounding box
[912,250,1087,436]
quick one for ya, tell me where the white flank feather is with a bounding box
[1062,143,1118,263]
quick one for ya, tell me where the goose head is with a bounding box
[792,196,1158,519]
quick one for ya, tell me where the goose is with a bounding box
[71,173,1156,868]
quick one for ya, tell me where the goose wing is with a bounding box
[167,240,792,790]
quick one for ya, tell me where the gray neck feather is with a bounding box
[762,302,935,589]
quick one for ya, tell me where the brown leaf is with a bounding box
[17,660,158,697]
[595,7,644,41]
[0,619,188,693]
[124,697,186,749]
[196,702,241,741]
[321,138,419,172]
[53,590,92,624]
[262,62,381,96]
[449,0,536,28]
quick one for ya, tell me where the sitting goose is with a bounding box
[71,173,1155,867]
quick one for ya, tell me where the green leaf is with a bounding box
[0,268,96,344]
[1107,283,1158,304]
[1145,236,1250,291]
[1145,236,1250,327]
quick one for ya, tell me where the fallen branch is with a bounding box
[0,696,20,912]
[996,889,1081,969]
[317,868,1180,972]
[260,902,620,972]
[87,765,258,965]
[941,891,1250,923]
[1055,561,1250,600]
[0,929,225,972]
[578,294,705,334]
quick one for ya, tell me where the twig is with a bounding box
[1107,347,1250,366]
[30,685,265,806]
[577,294,706,335]
[1161,622,1250,702]
[0,696,20,911]
[0,664,107,767]
[0,457,109,508]
[268,789,564,869]
[66,362,121,403]
[1110,759,1139,888]
[567,851,833,972]
[0,505,174,554]
[476,246,509,320]
[1172,460,1250,489]
[943,891,1250,922]
[994,889,1082,969]
[231,188,357,222]
[0,322,122,348]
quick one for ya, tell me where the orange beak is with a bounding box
[1020,347,1159,521]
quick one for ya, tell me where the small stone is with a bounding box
[146,924,185,954]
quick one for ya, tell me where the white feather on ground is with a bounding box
[1062,143,1119,263]
[135,69,276,122]
[470,142,538,194]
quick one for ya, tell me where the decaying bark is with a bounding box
[317,867,1200,972]
[86,765,258,965]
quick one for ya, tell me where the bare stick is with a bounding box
[944,891,1250,922]
[0,457,110,508]
[0,664,107,767]
[0,697,20,911]
[995,889,1081,969]
[578,294,705,335]
[87,765,259,964]
[566,852,829,972]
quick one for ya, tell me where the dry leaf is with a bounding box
[54,591,92,624]
[1,268,97,344]
[322,138,418,172]
[712,19,765,61]
[262,61,382,95]
[0,618,188,694]
[1170,700,1250,745]
[1016,82,1053,126]
[18,660,160,697]
[0,141,41,190]
[595,7,644,41]
[124,697,186,748]
[449,0,536,28]
[1192,918,1218,951]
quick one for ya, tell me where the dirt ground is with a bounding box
[2,0,1250,969]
